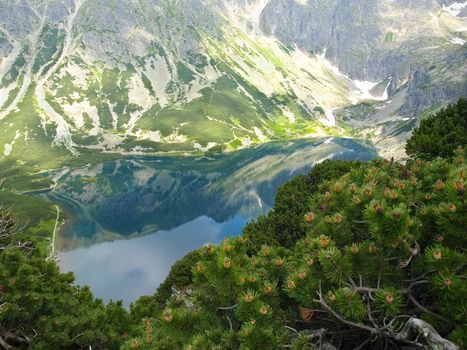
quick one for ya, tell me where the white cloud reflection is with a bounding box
[59,215,247,306]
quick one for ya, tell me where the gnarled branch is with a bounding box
[395,318,458,350]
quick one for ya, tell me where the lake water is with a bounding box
[45,138,376,305]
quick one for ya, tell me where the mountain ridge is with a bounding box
[0,0,466,160]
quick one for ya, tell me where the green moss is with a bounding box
[141,73,155,96]
[1,51,26,85]
[176,62,195,84]
[32,26,65,74]
[383,30,396,43]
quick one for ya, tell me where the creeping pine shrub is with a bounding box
[125,150,466,349]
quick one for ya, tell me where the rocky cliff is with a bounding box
[0,0,465,158]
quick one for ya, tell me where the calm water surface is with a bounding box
[46,138,376,305]
[59,216,247,304]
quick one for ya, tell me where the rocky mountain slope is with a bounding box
[0,0,466,159]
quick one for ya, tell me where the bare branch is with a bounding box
[403,270,435,282]
[0,335,11,350]
[0,329,30,350]
[226,315,233,331]
[354,335,374,350]
[407,294,451,324]
[218,304,238,310]
[403,280,429,294]
[365,298,380,330]
[285,325,298,334]
[395,318,458,350]
[381,315,412,333]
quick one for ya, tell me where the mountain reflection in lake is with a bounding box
[49,138,376,305]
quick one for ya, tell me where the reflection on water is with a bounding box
[46,138,377,305]
[59,216,247,305]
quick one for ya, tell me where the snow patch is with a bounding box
[321,109,336,127]
[450,37,466,45]
[353,80,379,96]
[353,79,390,101]
[246,0,270,33]
[442,1,467,16]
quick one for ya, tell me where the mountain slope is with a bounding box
[0,0,466,159]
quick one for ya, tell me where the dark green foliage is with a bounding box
[127,150,466,349]
[243,175,310,250]
[307,159,361,190]
[0,211,131,349]
[244,160,360,250]
[4,124,466,349]
[406,98,467,160]
[155,250,201,304]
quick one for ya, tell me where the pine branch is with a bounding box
[312,281,457,350]
[282,328,326,349]
[313,282,378,334]
[347,279,429,296]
